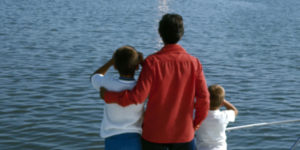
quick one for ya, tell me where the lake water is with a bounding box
[0,0,299,149]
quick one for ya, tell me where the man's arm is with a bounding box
[100,59,153,106]
[194,63,210,131]
[223,99,238,116]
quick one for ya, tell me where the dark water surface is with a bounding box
[0,0,299,149]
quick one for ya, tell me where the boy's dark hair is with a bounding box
[113,46,140,76]
[158,13,184,44]
[208,84,225,109]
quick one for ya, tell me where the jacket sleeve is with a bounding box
[194,61,210,129]
[103,59,153,107]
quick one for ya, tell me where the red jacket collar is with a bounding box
[158,44,186,54]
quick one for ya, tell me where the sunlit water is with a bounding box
[0,0,299,149]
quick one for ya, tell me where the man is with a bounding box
[101,13,209,150]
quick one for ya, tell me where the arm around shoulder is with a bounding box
[101,59,153,106]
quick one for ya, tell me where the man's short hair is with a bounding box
[158,13,184,44]
[113,46,139,76]
[208,84,225,109]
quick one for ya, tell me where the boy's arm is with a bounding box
[90,58,114,80]
[223,99,238,116]
[100,59,153,106]
[194,63,210,130]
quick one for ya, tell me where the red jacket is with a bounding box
[104,44,209,143]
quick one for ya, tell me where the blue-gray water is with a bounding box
[0,0,299,149]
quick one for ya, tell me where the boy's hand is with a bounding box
[138,52,144,65]
[100,87,107,99]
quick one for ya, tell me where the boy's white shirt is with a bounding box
[195,109,235,150]
[91,74,144,138]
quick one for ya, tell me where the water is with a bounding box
[0,0,299,149]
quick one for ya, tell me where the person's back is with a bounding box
[195,84,238,150]
[101,14,210,150]
[91,46,144,150]
[141,44,204,142]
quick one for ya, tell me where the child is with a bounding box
[90,45,144,150]
[195,84,238,150]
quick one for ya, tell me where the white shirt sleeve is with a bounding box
[224,110,236,122]
[91,74,105,91]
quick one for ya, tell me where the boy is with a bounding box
[91,46,144,150]
[101,13,210,150]
[195,84,238,150]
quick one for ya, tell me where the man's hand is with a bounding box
[194,124,201,131]
[100,87,107,99]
